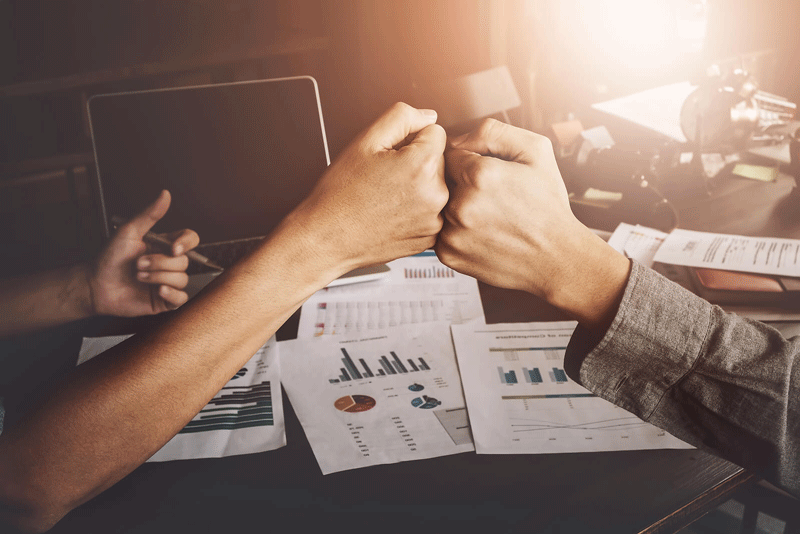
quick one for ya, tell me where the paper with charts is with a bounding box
[78,335,285,461]
[279,322,474,474]
[450,320,692,454]
[297,251,483,338]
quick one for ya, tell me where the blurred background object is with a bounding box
[1,0,799,271]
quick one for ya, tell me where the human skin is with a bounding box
[0,190,199,339]
[0,103,447,533]
[435,118,631,336]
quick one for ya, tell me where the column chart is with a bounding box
[330,348,431,383]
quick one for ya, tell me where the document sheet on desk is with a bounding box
[279,322,474,474]
[78,336,286,461]
[297,251,483,338]
[653,229,800,277]
[450,320,692,454]
[608,224,800,321]
[607,223,667,267]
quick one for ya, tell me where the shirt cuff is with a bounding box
[564,261,714,421]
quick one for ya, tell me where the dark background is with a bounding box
[0,0,798,278]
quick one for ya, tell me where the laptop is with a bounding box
[87,76,389,293]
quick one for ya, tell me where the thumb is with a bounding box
[402,123,447,166]
[363,102,438,151]
[123,190,171,239]
[450,119,546,165]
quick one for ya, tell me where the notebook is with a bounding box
[88,76,389,291]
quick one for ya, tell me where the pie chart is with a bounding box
[334,394,377,413]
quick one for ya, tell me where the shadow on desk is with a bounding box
[479,283,571,325]
[3,292,752,534]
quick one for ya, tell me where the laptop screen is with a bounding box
[88,76,330,244]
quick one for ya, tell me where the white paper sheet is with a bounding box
[653,229,800,277]
[591,81,696,143]
[78,335,286,461]
[607,223,668,267]
[298,251,483,338]
[450,320,692,454]
[279,322,474,474]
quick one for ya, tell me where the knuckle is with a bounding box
[434,239,461,271]
[427,213,444,235]
[532,132,553,152]
[466,157,495,186]
[479,118,505,139]
[427,123,446,141]
[418,150,443,174]
[392,101,413,116]
[477,117,500,134]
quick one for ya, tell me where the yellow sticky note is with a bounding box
[732,163,778,183]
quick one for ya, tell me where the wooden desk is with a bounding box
[22,173,800,534]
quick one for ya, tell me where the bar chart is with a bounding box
[180,380,273,434]
[329,348,431,383]
[311,299,448,336]
[403,266,456,279]
[497,366,568,385]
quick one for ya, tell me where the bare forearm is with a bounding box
[0,102,447,533]
[0,265,94,339]
[0,221,344,532]
[539,224,631,337]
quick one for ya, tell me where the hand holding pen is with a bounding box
[109,217,223,272]
[91,190,215,316]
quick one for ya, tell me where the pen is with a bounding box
[110,215,224,272]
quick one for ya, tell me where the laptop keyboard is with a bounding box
[189,238,264,274]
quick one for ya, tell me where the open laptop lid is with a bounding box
[88,76,330,243]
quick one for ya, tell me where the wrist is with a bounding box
[253,207,358,290]
[288,202,362,272]
[541,226,631,335]
[67,263,97,319]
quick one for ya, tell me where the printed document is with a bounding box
[653,229,800,277]
[78,335,286,461]
[450,320,692,454]
[298,251,483,338]
[279,322,474,474]
[607,223,668,267]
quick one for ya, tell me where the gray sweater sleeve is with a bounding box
[563,261,800,497]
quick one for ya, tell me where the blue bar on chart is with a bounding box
[522,367,543,384]
[549,367,568,383]
[340,368,351,382]
[407,359,419,371]
[418,357,430,370]
[498,366,518,384]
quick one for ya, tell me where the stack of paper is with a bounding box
[607,223,800,321]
